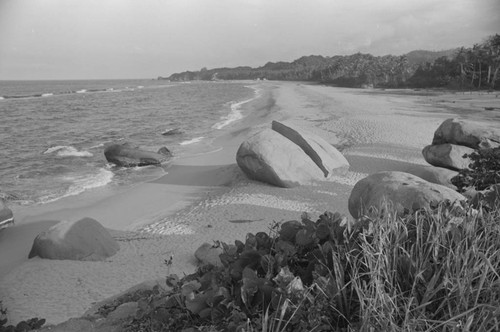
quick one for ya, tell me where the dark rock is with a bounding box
[29,217,119,261]
[104,142,171,167]
[432,118,500,149]
[422,143,474,170]
[157,146,172,157]
[348,171,466,219]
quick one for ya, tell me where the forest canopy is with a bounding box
[163,34,500,90]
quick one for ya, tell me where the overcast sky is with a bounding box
[0,0,498,80]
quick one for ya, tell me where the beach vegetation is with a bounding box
[165,34,500,91]
[120,199,500,332]
[452,146,500,192]
[0,301,45,332]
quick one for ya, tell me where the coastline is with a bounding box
[1,82,499,325]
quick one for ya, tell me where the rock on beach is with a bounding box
[432,118,500,149]
[29,217,119,261]
[236,121,349,187]
[348,171,466,219]
[422,143,474,171]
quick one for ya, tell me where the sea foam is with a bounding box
[212,86,260,130]
[44,146,93,157]
[179,137,204,145]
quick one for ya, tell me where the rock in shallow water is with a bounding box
[29,217,119,261]
[348,171,466,219]
[104,142,171,167]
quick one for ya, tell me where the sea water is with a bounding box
[0,80,257,206]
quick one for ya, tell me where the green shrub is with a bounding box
[0,301,45,332]
[118,203,500,332]
[452,147,500,192]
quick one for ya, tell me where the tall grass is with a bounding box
[321,203,500,332]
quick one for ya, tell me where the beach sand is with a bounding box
[1,82,499,325]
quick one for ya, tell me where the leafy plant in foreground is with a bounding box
[452,147,500,192]
[0,301,45,332]
[115,203,500,332]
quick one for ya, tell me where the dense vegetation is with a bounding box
[163,34,500,90]
[107,202,500,332]
[452,147,500,193]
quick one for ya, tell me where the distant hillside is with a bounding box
[161,34,500,90]
[405,49,458,66]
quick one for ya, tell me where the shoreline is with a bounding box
[1,82,499,325]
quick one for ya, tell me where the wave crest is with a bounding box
[44,145,93,157]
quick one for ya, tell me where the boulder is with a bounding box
[0,199,14,229]
[236,122,349,187]
[422,144,474,170]
[236,129,324,187]
[404,165,459,190]
[271,121,349,177]
[29,217,119,261]
[432,118,500,149]
[104,143,171,167]
[348,171,466,219]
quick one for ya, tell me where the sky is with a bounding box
[0,0,498,80]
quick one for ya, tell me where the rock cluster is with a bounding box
[236,121,349,187]
[422,118,500,172]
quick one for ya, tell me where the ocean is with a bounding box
[0,80,257,206]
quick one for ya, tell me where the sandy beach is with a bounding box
[1,82,499,325]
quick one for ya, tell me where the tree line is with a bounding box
[162,34,500,90]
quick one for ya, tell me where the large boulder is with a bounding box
[422,143,474,171]
[0,199,14,229]
[104,143,171,167]
[432,118,500,149]
[29,217,119,261]
[404,165,459,190]
[271,121,349,177]
[237,129,323,187]
[348,171,466,219]
[236,122,349,187]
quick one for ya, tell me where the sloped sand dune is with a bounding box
[1,82,498,325]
